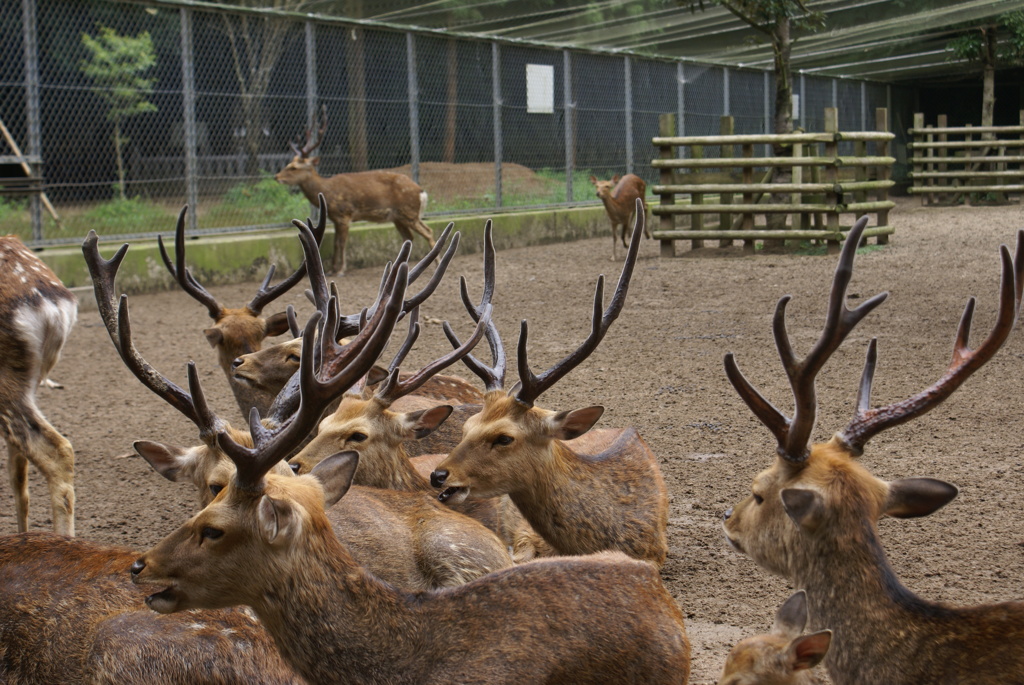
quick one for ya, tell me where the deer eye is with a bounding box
[209,484,224,497]
[349,432,367,443]
[286,354,300,363]
[492,435,514,447]
[753,493,764,505]
[201,526,224,540]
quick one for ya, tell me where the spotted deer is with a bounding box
[718,591,831,685]
[127,295,691,684]
[84,226,511,590]
[156,198,326,418]
[276,106,435,275]
[0,236,77,536]
[430,208,669,567]
[0,531,300,684]
[721,217,1024,684]
[589,174,650,260]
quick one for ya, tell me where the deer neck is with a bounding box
[794,520,957,685]
[507,432,665,564]
[355,441,425,493]
[251,521,425,685]
[295,170,329,207]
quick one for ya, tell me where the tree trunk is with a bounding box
[243,98,264,176]
[347,28,369,171]
[113,120,126,201]
[767,16,793,232]
[443,38,458,164]
[981,24,996,138]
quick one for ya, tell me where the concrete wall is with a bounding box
[43,205,611,303]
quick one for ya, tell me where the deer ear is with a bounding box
[402,405,454,440]
[884,478,958,518]
[548,406,604,441]
[772,590,808,637]
[612,174,621,183]
[264,312,290,338]
[364,365,390,387]
[588,175,598,184]
[310,451,359,508]
[309,156,320,166]
[133,440,194,482]
[787,630,832,671]
[781,488,825,533]
[204,327,224,348]
[257,495,302,545]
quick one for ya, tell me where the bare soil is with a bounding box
[5,197,1024,683]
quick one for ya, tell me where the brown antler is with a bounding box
[513,198,645,407]
[82,231,227,445]
[290,104,328,159]
[724,217,888,462]
[218,263,409,491]
[247,194,328,313]
[375,304,492,406]
[837,229,1024,454]
[443,220,506,392]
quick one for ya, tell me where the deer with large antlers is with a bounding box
[0,532,301,683]
[430,203,670,567]
[721,217,1024,684]
[717,591,831,685]
[127,278,691,683]
[85,224,512,590]
[0,236,77,536]
[276,107,435,276]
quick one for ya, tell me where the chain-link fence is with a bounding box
[1,0,912,246]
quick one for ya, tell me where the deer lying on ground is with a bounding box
[0,236,77,536]
[430,205,670,567]
[85,226,512,590]
[0,531,301,684]
[589,174,650,260]
[718,591,831,685]
[129,277,691,684]
[276,107,435,275]
[721,217,1024,684]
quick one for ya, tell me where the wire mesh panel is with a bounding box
[499,44,566,207]
[729,68,766,135]
[802,75,833,134]
[630,58,676,185]
[836,79,860,154]
[0,1,27,160]
[684,64,724,156]
[415,35,493,212]
[572,52,627,197]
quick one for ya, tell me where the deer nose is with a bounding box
[430,470,448,488]
[130,559,146,577]
[231,357,244,369]
[289,462,300,474]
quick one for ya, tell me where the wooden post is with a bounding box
[964,123,974,205]
[742,142,755,255]
[926,124,936,206]
[875,107,890,245]
[912,112,924,206]
[824,108,840,254]
[658,113,676,258]
[937,114,948,201]
[690,144,705,250]
[719,115,734,247]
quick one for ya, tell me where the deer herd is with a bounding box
[0,165,1022,684]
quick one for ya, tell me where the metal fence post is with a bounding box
[563,49,573,202]
[624,56,633,175]
[860,80,866,131]
[832,78,837,108]
[723,66,730,116]
[492,42,502,208]
[407,33,419,184]
[180,7,198,233]
[677,62,685,138]
[21,0,41,241]
[306,21,318,129]
[763,70,771,155]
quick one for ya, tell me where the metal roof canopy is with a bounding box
[344,0,1024,83]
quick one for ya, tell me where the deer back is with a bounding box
[590,174,645,224]
[0,532,299,684]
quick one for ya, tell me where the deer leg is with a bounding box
[331,217,350,276]
[21,413,75,537]
[394,222,415,243]
[6,439,29,533]
[410,220,435,248]
[622,218,631,248]
[611,223,619,261]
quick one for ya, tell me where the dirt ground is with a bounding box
[5,197,1024,683]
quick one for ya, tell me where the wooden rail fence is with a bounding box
[652,107,895,256]
[908,111,1024,206]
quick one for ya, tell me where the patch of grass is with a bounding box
[204,174,311,228]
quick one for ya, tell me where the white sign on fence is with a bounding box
[526,64,555,114]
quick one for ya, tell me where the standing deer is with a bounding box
[0,531,301,684]
[430,207,670,567]
[718,591,831,685]
[85,226,512,590]
[721,217,1024,684]
[589,174,650,260]
[128,286,691,684]
[0,236,77,536]
[276,108,435,275]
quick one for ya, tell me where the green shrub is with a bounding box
[81,196,169,234]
